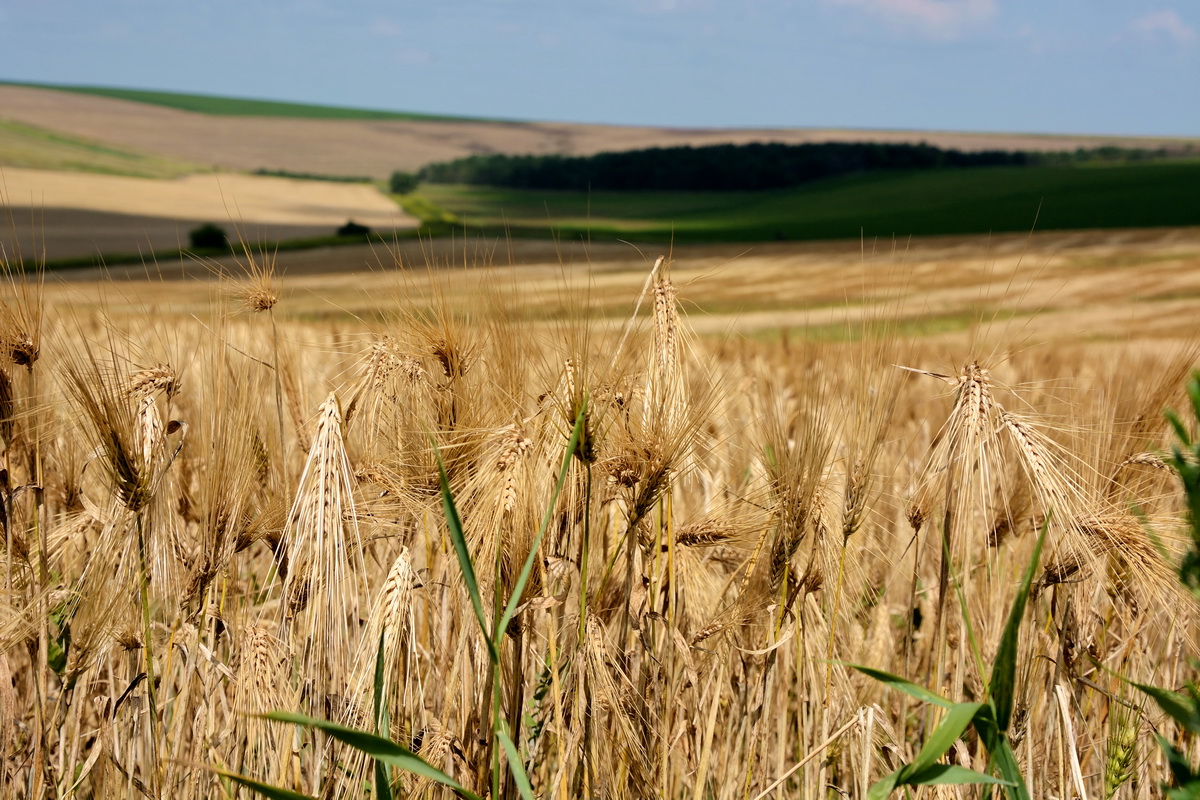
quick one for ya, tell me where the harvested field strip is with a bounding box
[0,167,413,230]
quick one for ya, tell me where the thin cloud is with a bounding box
[1130,9,1197,46]
[829,0,998,39]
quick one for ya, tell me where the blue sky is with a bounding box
[1,1,1196,135]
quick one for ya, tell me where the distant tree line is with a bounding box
[413,141,1181,192]
[253,168,373,183]
[1033,145,1182,166]
[416,142,1026,192]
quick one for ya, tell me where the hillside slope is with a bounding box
[414,161,1200,242]
[3,84,1196,180]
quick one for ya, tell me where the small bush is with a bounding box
[389,171,419,194]
[189,223,229,250]
[336,220,372,237]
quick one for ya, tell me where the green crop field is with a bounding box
[414,161,1200,242]
[3,81,484,122]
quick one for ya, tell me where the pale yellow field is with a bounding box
[47,226,1200,347]
[0,167,409,227]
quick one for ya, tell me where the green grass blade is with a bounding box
[905,764,1013,787]
[1157,734,1200,786]
[1188,372,1200,424]
[211,767,317,800]
[263,711,482,800]
[1135,682,1200,735]
[846,663,953,708]
[495,401,586,643]
[374,748,393,798]
[1167,409,1192,448]
[866,770,902,800]
[497,726,535,800]
[944,549,987,698]
[434,449,499,664]
[987,739,1032,800]
[902,702,984,778]
[990,520,1047,732]
[373,631,393,800]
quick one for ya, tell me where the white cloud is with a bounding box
[1130,9,1197,46]
[828,0,997,39]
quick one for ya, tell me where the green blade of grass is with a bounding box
[944,546,987,695]
[1157,734,1200,786]
[373,631,393,800]
[905,764,1013,787]
[866,771,902,800]
[263,711,482,800]
[374,748,393,797]
[1135,682,1200,735]
[211,768,317,800]
[1187,372,1200,423]
[434,448,499,664]
[901,702,984,779]
[1167,409,1193,449]
[495,401,586,643]
[990,520,1047,732]
[986,738,1031,800]
[846,663,953,708]
[497,726,535,800]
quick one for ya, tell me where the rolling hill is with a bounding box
[412,161,1200,243]
[2,81,1198,264]
[4,82,1196,180]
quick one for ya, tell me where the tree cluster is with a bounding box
[416,141,1035,192]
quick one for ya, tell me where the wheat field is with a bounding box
[0,231,1198,799]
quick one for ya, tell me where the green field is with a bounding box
[414,161,1200,242]
[4,82,483,122]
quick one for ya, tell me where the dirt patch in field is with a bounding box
[4,85,1197,179]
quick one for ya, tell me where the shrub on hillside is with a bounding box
[389,170,419,194]
[188,223,229,250]
[336,220,372,237]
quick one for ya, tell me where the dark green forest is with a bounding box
[414,141,1178,192]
